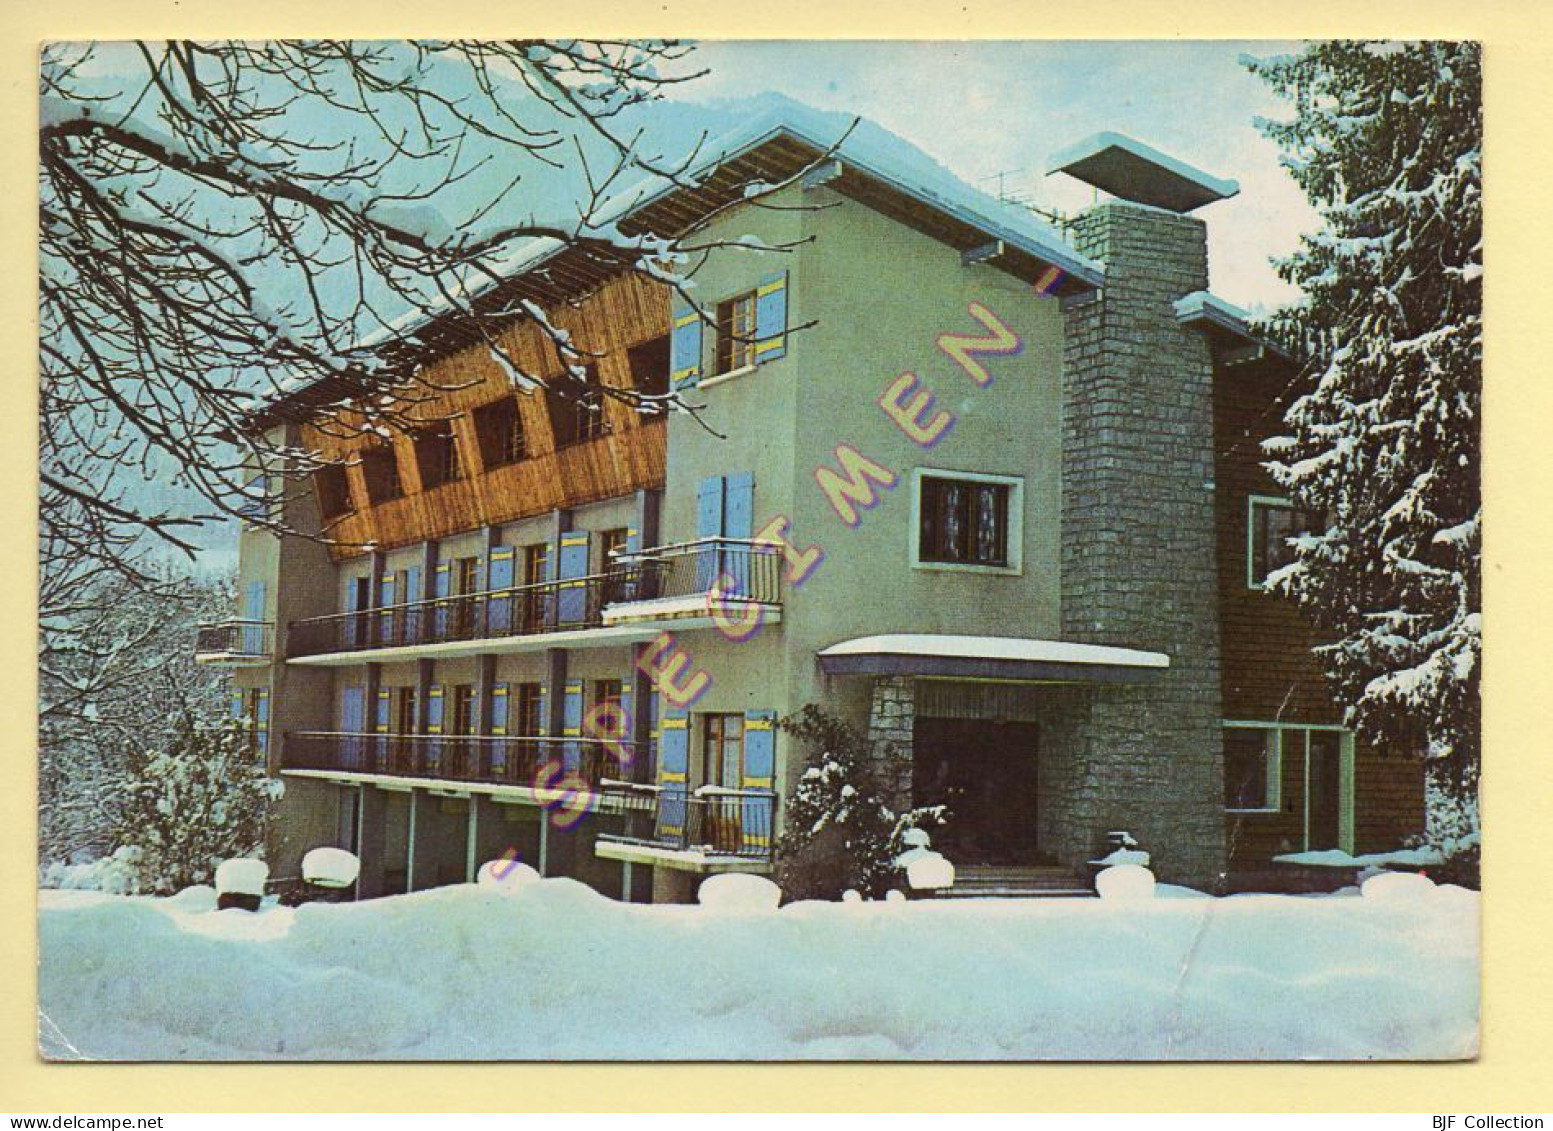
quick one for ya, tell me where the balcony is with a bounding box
[600,537,783,627]
[284,538,782,664]
[595,782,776,872]
[193,619,273,665]
[281,731,645,792]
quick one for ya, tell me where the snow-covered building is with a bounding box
[202,112,1426,899]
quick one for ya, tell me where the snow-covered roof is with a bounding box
[1047,131,1238,213]
[244,101,1106,430]
[817,634,1169,683]
[623,104,1104,289]
[1174,290,1292,359]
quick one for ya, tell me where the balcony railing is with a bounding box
[614,537,783,608]
[286,568,652,658]
[283,731,646,788]
[597,782,776,861]
[194,619,273,664]
[285,538,783,659]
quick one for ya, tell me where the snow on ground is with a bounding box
[37,878,1478,1062]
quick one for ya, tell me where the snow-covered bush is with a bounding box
[40,845,145,895]
[107,718,284,895]
[775,705,942,901]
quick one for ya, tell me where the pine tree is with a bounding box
[776,705,939,900]
[1247,43,1481,831]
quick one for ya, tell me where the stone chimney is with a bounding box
[1042,136,1233,889]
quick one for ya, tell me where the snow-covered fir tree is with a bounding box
[1247,43,1481,839]
[776,705,940,900]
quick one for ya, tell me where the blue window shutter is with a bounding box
[229,689,246,722]
[561,679,585,774]
[618,674,635,776]
[536,682,549,738]
[488,547,515,633]
[490,683,509,774]
[255,691,271,754]
[556,532,590,625]
[742,710,776,788]
[340,686,365,769]
[754,271,789,362]
[403,566,423,641]
[697,476,725,538]
[724,471,754,540]
[343,577,363,649]
[378,573,397,642]
[697,476,727,589]
[491,683,509,736]
[657,706,689,837]
[433,562,452,638]
[373,688,391,733]
[741,709,776,850]
[425,685,445,734]
[670,303,703,390]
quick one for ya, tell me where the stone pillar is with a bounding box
[865,675,916,812]
[1053,201,1227,890]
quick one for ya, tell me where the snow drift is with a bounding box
[37,879,1478,1061]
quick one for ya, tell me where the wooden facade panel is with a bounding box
[1216,357,1427,865]
[303,274,671,559]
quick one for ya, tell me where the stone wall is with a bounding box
[864,675,916,813]
[1051,202,1228,889]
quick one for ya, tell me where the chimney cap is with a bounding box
[1048,131,1239,213]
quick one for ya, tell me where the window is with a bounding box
[702,712,745,790]
[473,397,526,469]
[360,445,403,505]
[523,542,550,586]
[546,365,611,449]
[1223,726,1280,811]
[450,685,477,736]
[1248,496,1321,589]
[515,682,544,738]
[628,334,671,403]
[413,420,463,490]
[314,464,353,520]
[455,556,482,596]
[1223,723,1353,851]
[912,470,1022,571]
[393,687,417,735]
[715,291,757,374]
[599,528,631,568]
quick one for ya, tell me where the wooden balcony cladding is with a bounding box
[305,273,670,559]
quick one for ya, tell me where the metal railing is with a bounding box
[597,782,776,861]
[285,538,782,659]
[282,731,645,788]
[286,568,655,658]
[623,537,783,607]
[194,619,273,661]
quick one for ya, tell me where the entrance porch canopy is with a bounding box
[817,634,1169,684]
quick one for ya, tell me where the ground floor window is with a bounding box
[1224,726,1280,812]
[1223,721,1354,852]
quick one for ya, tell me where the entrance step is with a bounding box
[935,865,1096,899]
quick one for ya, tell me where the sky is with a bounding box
[679,40,1317,312]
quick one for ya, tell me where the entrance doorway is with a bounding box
[912,717,1042,866]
